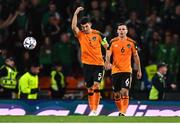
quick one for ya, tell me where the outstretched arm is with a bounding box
[0,11,19,29]
[71,7,84,36]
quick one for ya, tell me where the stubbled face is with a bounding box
[55,66,62,71]
[117,25,128,38]
[81,23,92,34]
[160,66,168,75]
[5,59,15,67]
[49,4,56,12]
[31,67,40,74]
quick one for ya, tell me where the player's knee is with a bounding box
[113,92,122,100]
[120,88,129,96]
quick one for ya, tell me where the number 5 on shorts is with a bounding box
[98,73,102,81]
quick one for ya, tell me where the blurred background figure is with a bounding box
[149,62,176,100]
[52,32,76,76]
[50,62,65,99]
[0,56,18,99]
[39,36,52,76]
[18,61,40,99]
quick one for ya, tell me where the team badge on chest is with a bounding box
[127,44,131,48]
[92,36,96,41]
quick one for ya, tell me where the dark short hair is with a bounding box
[157,62,167,69]
[117,23,126,27]
[5,56,15,61]
[54,61,62,67]
[79,16,91,25]
[30,61,40,67]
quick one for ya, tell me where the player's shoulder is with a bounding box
[92,29,104,36]
[110,37,119,44]
[126,37,136,44]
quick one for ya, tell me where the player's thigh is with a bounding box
[83,64,94,88]
[112,73,122,92]
[93,65,104,83]
[121,72,132,89]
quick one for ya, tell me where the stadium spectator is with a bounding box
[149,62,167,100]
[14,1,29,31]
[18,61,40,99]
[50,62,65,99]
[41,1,60,36]
[0,48,7,67]
[0,56,18,99]
[52,32,76,76]
[148,31,163,63]
[39,36,52,76]
[155,31,178,89]
[43,14,60,42]
[125,11,143,37]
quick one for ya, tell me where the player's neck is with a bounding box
[119,36,127,41]
[84,29,92,34]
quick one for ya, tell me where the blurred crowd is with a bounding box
[0,0,180,99]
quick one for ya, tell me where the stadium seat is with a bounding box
[38,76,51,99]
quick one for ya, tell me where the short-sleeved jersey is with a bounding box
[109,37,137,74]
[76,29,104,66]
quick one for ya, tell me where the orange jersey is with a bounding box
[76,29,104,65]
[110,37,137,74]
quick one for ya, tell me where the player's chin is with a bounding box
[83,30,89,34]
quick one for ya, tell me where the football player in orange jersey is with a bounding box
[105,23,142,116]
[71,7,109,116]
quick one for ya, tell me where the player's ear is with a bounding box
[126,29,128,34]
[126,26,128,34]
[116,28,119,35]
[89,22,92,27]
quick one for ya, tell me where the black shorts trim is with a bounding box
[112,72,132,92]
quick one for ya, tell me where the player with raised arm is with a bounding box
[105,23,142,116]
[71,7,109,116]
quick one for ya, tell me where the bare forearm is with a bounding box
[71,7,83,34]
[8,13,18,25]
[103,44,109,50]
[106,50,111,63]
[71,13,78,30]
[134,54,141,71]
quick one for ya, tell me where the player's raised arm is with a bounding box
[71,7,84,36]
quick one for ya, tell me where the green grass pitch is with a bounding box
[0,116,180,122]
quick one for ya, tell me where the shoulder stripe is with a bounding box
[127,37,138,50]
[110,37,119,43]
[127,37,136,44]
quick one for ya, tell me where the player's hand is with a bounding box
[74,7,84,15]
[170,84,177,90]
[137,70,142,79]
[104,61,112,70]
